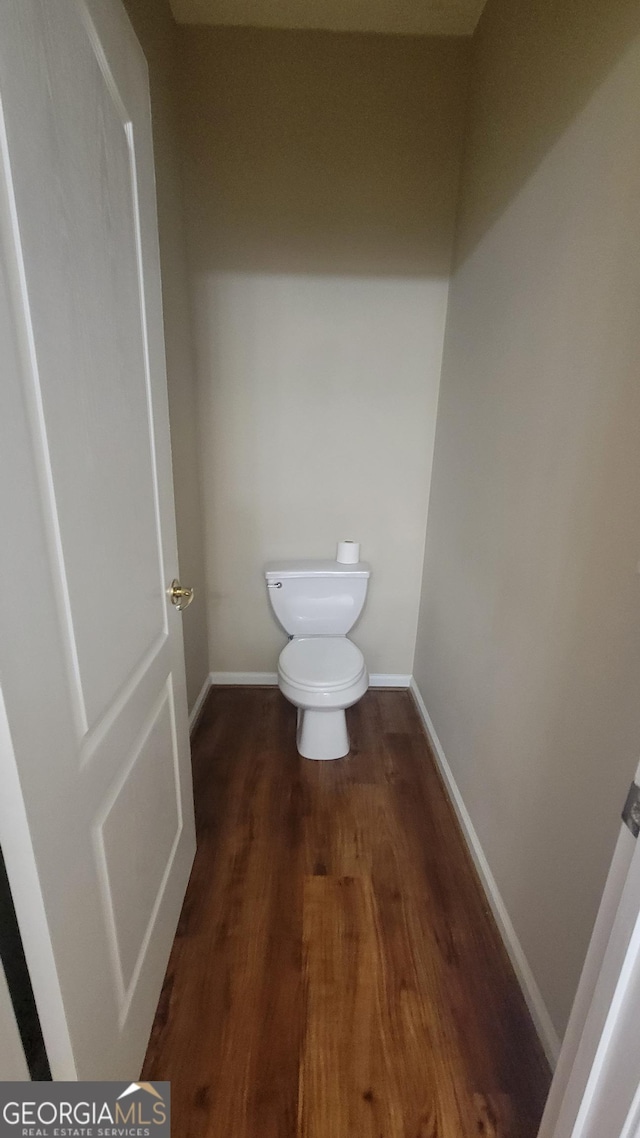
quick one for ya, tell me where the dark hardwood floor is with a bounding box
[143,687,551,1136]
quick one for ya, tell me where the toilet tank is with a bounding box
[264,560,370,636]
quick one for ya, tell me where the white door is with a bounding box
[539,762,640,1138]
[0,0,196,1079]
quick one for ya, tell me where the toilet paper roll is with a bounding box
[336,540,360,564]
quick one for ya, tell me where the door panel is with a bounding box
[1,1,166,733]
[97,684,182,1007]
[0,0,196,1078]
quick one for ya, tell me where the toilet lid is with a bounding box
[279,637,365,691]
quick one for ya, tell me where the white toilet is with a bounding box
[264,559,371,760]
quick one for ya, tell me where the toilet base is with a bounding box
[296,707,349,761]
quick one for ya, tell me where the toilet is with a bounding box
[264,559,371,760]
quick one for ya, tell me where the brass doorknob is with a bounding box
[169,579,194,612]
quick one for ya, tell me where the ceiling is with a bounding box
[169,0,488,37]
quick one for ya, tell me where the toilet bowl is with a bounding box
[264,558,371,760]
[278,636,369,760]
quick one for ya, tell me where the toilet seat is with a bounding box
[278,636,365,693]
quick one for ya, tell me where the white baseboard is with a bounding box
[208,671,410,689]
[369,673,411,688]
[409,678,561,1068]
[188,674,212,734]
[209,671,278,686]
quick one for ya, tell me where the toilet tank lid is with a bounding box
[264,559,371,580]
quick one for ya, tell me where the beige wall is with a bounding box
[179,28,469,674]
[122,0,209,710]
[414,0,640,1037]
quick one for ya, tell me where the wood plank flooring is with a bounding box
[142,687,551,1136]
